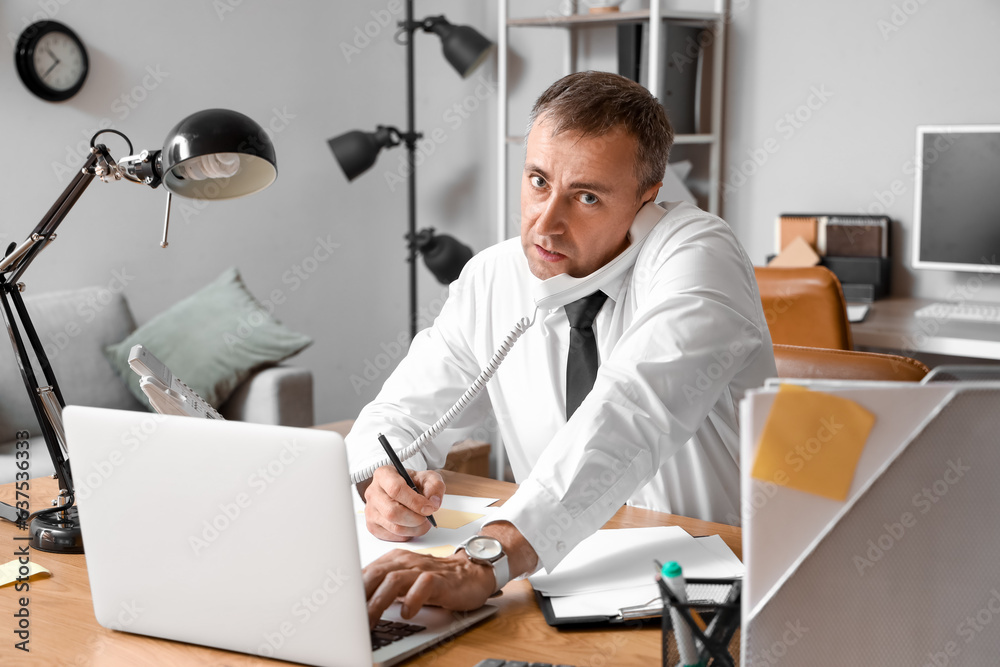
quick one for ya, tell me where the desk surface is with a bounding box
[851,297,1000,360]
[0,471,740,667]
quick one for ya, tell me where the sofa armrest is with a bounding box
[220,366,314,427]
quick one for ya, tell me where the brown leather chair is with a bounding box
[755,266,852,350]
[773,344,930,382]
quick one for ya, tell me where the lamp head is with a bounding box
[413,228,473,284]
[160,109,277,200]
[328,126,399,181]
[426,17,494,78]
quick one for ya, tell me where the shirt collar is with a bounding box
[524,259,632,313]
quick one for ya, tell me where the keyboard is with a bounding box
[473,661,578,667]
[371,620,425,651]
[914,301,1000,323]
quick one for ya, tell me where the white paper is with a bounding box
[548,583,660,619]
[354,494,499,566]
[547,579,736,620]
[529,526,741,597]
[693,535,745,578]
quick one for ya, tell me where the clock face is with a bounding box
[15,21,89,102]
[32,30,86,92]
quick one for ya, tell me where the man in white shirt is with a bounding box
[350,71,776,625]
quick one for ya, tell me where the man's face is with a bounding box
[520,115,660,281]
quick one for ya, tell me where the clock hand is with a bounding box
[42,57,61,78]
[42,59,60,79]
[41,46,61,79]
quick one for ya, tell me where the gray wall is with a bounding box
[4,0,999,427]
[723,0,1000,300]
[1,1,497,424]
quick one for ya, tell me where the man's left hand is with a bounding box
[362,549,495,628]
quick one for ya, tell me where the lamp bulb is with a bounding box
[175,153,240,181]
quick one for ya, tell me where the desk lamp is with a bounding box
[328,1,491,339]
[0,109,277,553]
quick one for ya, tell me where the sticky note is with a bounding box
[751,384,875,501]
[431,508,485,529]
[410,545,456,558]
[0,560,50,587]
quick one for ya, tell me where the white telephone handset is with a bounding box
[350,202,668,483]
[533,201,666,310]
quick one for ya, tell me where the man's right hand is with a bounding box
[361,466,445,541]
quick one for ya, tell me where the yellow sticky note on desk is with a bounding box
[432,508,484,530]
[0,560,50,587]
[751,384,875,501]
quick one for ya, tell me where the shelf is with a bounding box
[497,0,727,235]
[507,133,715,145]
[672,133,715,145]
[508,8,721,28]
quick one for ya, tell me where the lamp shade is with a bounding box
[160,109,277,200]
[414,228,473,284]
[429,20,494,78]
[328,126,397,181]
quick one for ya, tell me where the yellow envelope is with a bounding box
[431,508,485,530]
[751,384,875,501]
[410,545,456,558]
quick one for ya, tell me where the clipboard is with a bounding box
[534,577,741,628]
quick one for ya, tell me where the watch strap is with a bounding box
[491,552,510,593]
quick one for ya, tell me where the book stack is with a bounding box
[775,214,891,301]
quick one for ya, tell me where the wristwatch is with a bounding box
[455,535,509,594]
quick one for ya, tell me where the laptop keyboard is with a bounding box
[473,660,578,667]
[371,620,426,651]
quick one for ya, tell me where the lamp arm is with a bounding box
[4,148,106,283]
[0,147,112,525]
[0,143,120,529]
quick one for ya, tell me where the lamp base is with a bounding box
[30,507,84,554]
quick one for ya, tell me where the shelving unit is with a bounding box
[496,1,727,246]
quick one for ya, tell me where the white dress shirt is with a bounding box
[346,201,776,571]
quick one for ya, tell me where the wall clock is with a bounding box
[15,20,89,102]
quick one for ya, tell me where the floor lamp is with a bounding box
[0,109,277,553]
[328,1,491,340]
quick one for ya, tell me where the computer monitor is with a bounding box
[912,125,1000,273]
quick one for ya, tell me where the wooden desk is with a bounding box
[852,297,1000,360]
[0,472,740,667]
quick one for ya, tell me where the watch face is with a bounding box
[466,536,502,560]
[16,21,89,101]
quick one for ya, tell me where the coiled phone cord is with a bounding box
[350,312,537,484]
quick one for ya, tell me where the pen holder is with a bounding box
[660,578,741,667]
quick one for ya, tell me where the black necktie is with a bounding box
[565,290,609,420]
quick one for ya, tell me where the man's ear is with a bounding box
[639,181,663,208]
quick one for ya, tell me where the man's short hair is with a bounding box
[526,71,674,198]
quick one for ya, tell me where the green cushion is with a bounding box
[104,267,312,410]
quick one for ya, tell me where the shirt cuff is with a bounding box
[485,477,578,573]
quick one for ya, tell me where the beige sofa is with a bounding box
[0,286,313,484]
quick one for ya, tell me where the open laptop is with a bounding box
[64,406,497,667]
